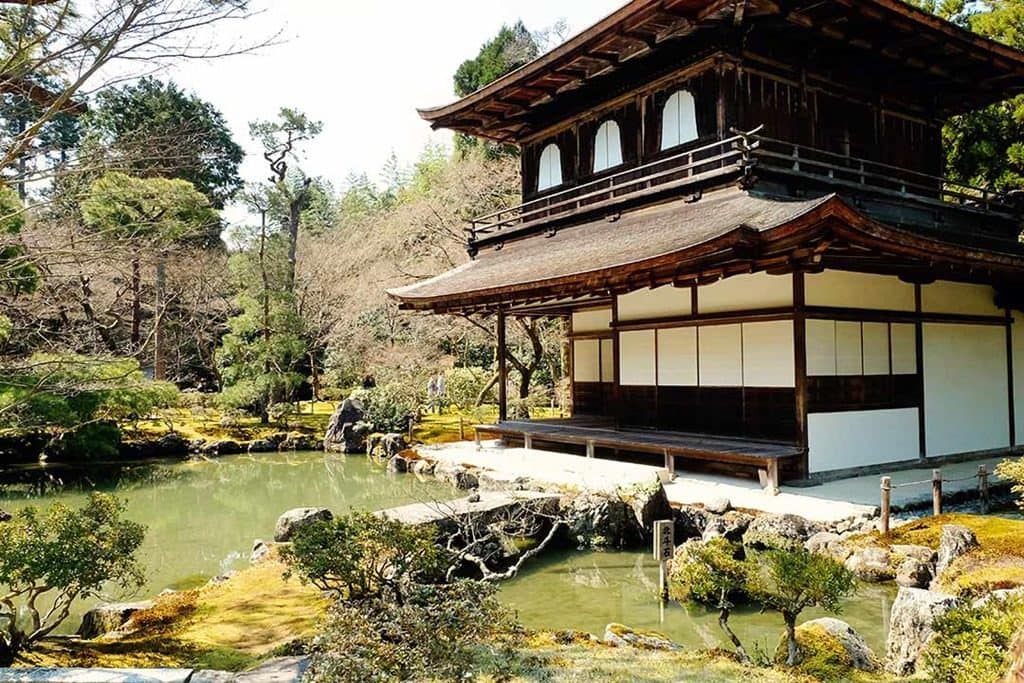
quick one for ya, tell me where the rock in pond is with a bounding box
[78,601,155,639]
[935,524,979,577]
[673,506,710,541]
[274,507,333,542]
[744,513,817,551]
[805,531,841,555]
[701,511,753,542]
[603,623,680,651]
[896,557,934,589]
[323,396,369,453]
[845,547,895,582]
[777,617,878,673]
[705,497,732,515]
[369,433,407,460]
[620,481,672,540]
[565,493,631,548]
[885,587,960,676]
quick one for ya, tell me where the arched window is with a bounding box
[660,90,698,151]
[537,143,563,191]
[593,120,623,173]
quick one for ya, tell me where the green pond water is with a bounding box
[0,451,895,650]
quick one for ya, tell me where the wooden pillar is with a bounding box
[880,476,892,535]
[793,271,809,479]
[497,308,508,423]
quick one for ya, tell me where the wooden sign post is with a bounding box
[653,519,674,602]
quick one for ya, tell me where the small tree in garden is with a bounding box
[0,494,146,665]
[747,548,857,666]
[669,538,752,663]
[996,457,1024,509]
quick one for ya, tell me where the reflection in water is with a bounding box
[501,547,896,654]
[1,453,895,650]
[0,452,452,633]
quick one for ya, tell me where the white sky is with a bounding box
[164,0,623,196]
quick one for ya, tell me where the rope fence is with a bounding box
[879,465,992,535]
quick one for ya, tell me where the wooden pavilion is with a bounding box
[390,0,1024,491]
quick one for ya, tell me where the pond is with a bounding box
[0,451,896,650]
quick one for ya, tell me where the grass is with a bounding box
[17,557,327,672]
[127,401,335,444]
[413,406,564,445]
[851,513,1024,597]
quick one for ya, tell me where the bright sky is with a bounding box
[165,0,623,196]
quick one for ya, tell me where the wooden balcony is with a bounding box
[466,127,1022,251]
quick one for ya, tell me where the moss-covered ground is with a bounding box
[852,513,1024,597]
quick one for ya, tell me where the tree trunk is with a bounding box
[476,371,500,407]
[717,590,750,664]
[153,257,167,380]
[785,614,800,666]
[130,254,141,349]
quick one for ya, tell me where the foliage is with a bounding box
[669,538,748,605]
[0,184,39,297]
[305,580,517,683]
[0,354,178,458]
[355,383,422,433]
[997,457,1024,510]
[83,77,244,209]
[280,512,445,605]
[746,548,857,666]
[0,493,146,665]
[443,366,493,409]
[925,595,1024,683]
[81,171,221,246]
[772,622,858,681]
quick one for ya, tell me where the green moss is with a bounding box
[774,623,859,681]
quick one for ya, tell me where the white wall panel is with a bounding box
[600,338,615,384]
[573,340,600,383]
[657,327,698,386]
[835,321,863,375]
[619,330,656,386]
[741,321,795,387]
[808,409,920,473]
[698,272,792,314]
[1013,320,1024,446]
[572,309,612,332]
[618,286,691,321]
[807,319,837,376]
[921,281,1002,316]
[698,324,743,386]
[924,323,1009,456]
[891,323,917,375]
[863,322,891,375]
[805,271,916,311]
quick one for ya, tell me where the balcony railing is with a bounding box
[466,127,1021,247]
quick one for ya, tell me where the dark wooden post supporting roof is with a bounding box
[793,271,809,480]
[497,308,508,423]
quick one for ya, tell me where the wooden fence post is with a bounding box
[880,476,892,536]
[979,465,990,514]
[458,416,465,441]
[932,469,943,516]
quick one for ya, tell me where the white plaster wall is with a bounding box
[657,327,698,386]
[573,340,600,383]
[807,319,837,376]
[835,321,863,375]
[863,322,891,375]
[600,338,615,384]
[808,408,920,473]
[572,308,612,332]
[618,286,691,321]
[921,281,1002,316]
[891,323,917,375]
[1012,320,1024,446]
[698,272,793,314]
[923,323,1010,457]
[698,324,743,386]
[619,330,656,385]
[741,321,795,387]
[805,271,916,311]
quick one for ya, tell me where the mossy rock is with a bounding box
[774,618,878,680]
[603,622,680,651]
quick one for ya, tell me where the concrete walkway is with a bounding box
[0,657,309,683]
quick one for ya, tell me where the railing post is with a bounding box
[932,469,943,516]
[979,465,990,514]
[880,476,892,536]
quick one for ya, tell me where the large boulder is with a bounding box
[78,601,155,639]
[434,462,479,490]
[845,547,895,582]
[896,557,934,589]
[369,433,408,460]
[603,623,680,651]
[705,497,732,515]
[673,506,710,541]
[805,531,841,555]
[564,494,631,548]
[776,617,878,674]
[935,525,979,578]
[619,481,672,540]
[323,396,369,453]
[885,587,961,676]
[744,513,817,552]
[702,511,753,543]
[274,507,333,542]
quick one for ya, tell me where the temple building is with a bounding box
[390,0,1024,491]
